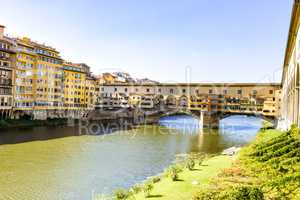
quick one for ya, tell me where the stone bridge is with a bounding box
[98,83,281,127]
[144,107,276,129]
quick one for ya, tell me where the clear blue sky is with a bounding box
[0,0,293,83]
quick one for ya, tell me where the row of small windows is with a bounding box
[0,70,11,78]
[0,96,12,106]
[15,102,89,107]
[33,102,63,107]
[38,56,61,64]
[36,88,62,93]
[36,49,57,57]
[107,87,274,95]
[0,88,12,95]
[0,61,10,67]
[0,52,10,58]
[17,54,35,61]
[0,42,10,50]
[63,66,82,72]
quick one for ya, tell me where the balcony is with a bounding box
[0,62,11,70]
[0,46,16,54]
[0,78,12,86]
[0,55,10,60]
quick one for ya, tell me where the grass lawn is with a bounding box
[134,155,233,200]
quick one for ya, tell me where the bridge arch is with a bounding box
[219,113,276,126]
[159,109,201,121]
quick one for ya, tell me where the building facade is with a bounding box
[11,37,64,119]
[97,83,281,117]
[280,1,300,129]
[63,62,96,111]
[0,25,15,119]
[0,24,98,120]
[63,62,87,109]
[14,37,36,111]
[84,76,96,110]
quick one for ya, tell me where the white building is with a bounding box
[280,1,300,130]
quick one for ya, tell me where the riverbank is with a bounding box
[112,124,300,200]
[0,118,70,129]
[133,155,233,200]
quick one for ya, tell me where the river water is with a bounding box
[0,115,262,200]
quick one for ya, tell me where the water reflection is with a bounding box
[0,115,262,199]
[159,114,262,153]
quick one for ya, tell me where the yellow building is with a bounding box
[63,62,87,109]
[262,96,277,117]
[14,37,36,111]
[11,37,64,119]
[189,95,209,111]
[34,42,63,110]
[1,25,97,119]
[84,76,96,110]
[63,62,96,111]
[102,73,117,84]
[128,94,142,106]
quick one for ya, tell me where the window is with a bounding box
[252,90,257,95]
[146,88,150,92]
[124,88,128,92]
[269,90,273,95]
[170,89,174,94]
[237,90,242,95]
[114,88,117,92]
[209,89,213,94]
[182,89,186,93]
[223,90,227,94]
[158,88,161,93]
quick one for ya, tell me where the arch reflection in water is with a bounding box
[159,115,200,134]
[159,114,262,153]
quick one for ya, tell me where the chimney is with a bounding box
[0,25,5,38]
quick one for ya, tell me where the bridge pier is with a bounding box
[202,112,220,129]
[191,110,220,129]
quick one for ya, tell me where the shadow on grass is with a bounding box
[147,194,163,198]
[200,164,209,167]
[174,179,184,182]
[190,168,201,171]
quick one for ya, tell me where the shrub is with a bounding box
[167,165,182,181]
[143,181,154,198]
[226,185,264,200]
[222,167,243,177]
[151,176,161,183]
[186,159,195,171]
[192,189,219,200]
[261,121,273,130]
[192,186,264,200]
[113,189,131,200]
[288,124,300,138]
[131,184,142,194]
[170,169,178,181]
